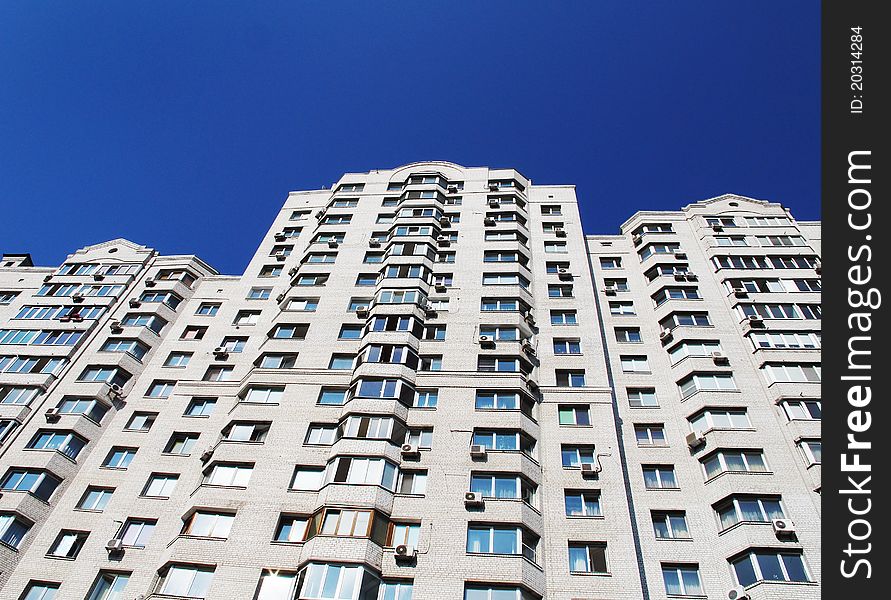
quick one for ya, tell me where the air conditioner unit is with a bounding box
[524,311,536,326]
[673,271,687,281]
[108,383,124,397]
[727,588,750,600]
[274,252,287,261]
[746,315,765,327]
[92,273,105,281]
[401,444,420,458]
[72,293,85,303]
[369,238,381,247]
[447,185,458,193]
[328,240,339,249]
[356,306,369,317]
[632,234,642,245]
[436,236,450,247]
[128,298,142,308]
[555,228,567,237]
[59,314,72,323]
[772,518,796,535]
[109,320,123,333]
[488,183,500,191]
[144,278,156,287]
[470,444,488,459]
[105,539,124,553]
[580,462,601,476]
[483,217,496,226]
[685,272,698,281]
[558,269,572,281]
[288,267,298,276]
[712,224,724,232]
[522,340,536,355]
[274,232,287,241]
[464,491,484,507]
[213,347,229,359]
[434,283,447,292]
[673,251,687,260]
[488,199,500,208]
[686,431,706,449]
[394,544,418,562]
[603,285,617,295]
[315,210,326,219]
[423,306,438,317]
[478,335,495,348]
[70,313,83,322]
[711,351,729,364]
[45,407,61,423]
[659,328,673,342]
[43,274,53,282]
[814,262,822,275]
[732,287,748,298]
[276,293,286,303]
[200,447,214,462]
[439,216,451,227]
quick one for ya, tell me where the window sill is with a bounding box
[704,470,773,484]
[568,571,611,577]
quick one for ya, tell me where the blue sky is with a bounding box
[1,1,820,275]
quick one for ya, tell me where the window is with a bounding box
[419,355,442,371]
[290,210,310,221]
[0,513,30,549]
[635,424,666,447]
[467,525,535,561]
[324,456,398,490]
[599,257,621,269]
[355,273,378,286]
[378,581,414,600]
[564,490,602,517]
[731,550,811,587]
[558,405,590,426]
[678,373,737,398]
[271,323,308,339]
[182,511,235,539]
[234,311,260,326]
[761,363,821,383]
[556,369,586,387]
[716,495,785,530]
[255,570,299,599]
[662,564,703,596]
[0,291,19,304]
[781,399,821,421]
[203,365,235,382]
[185,397,216,417]
[652,511,690,539]
[328,354,356,370]
[21,583,59,600]
[165,432,199,455]
[243,386,284,404]
[259,353,298,369]
[702,450,768,479]
[47,529,88,558]
[798,439,821,465]
[689,408,750,433]
[124,412,158,431]
[475,391,520,410]
[470,473,536,505]
[101,338,148,360]
[405,428,433,450]
[287,297,319,311]
[414,389,438,408]
[609,301,635,315]
[464,586,536,600]
[757,235,807,247]
[653,286,701,306]
[477,356,521,373]
[27,430,87,459]
[77,366,130,386]
[305,424,338,446]
[614,328,641,343]
[103,448,136,469]
[120,518,155,548]
[0,419,20,443]
[749,331,821,350]
[389,522,421,548]
[203,463,253,487]
[85,572,131,600]
[482,298,520,312]
[561,445,595,469]
[714,235,748,246]
[290,467,325,491]
[318,388,347,406]
[142,473,179,498]
[180,325,208,340]
[222,421,271,443]
[157,564,214,599]
[146,380,175,398]
[668,340,722,364]
[541,204,562,216]
[259,265,282,277]
[643,465,678,489]
[620,355,649,373]
[274,514,309,543]
[0,385,41,405]
[661,312,712,328]
[472,430,534,455]
[78,487,113,511]
[706,216,737,228]
[396,470,428,495]
[164,351,192,367]
[553,339,581,355]
[628,388,659,408]
[482,273,529,288]
[140,291,183,309]
[550,310,577,325]
[548,284,573,298]
[544,241,567,253]
[568,542,608,573]
[248,287,272,300]
[338,324,364,340]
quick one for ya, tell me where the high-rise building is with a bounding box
[0,162,820,600]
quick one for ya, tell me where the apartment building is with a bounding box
[0,163,820,600]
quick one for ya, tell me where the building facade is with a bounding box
[0,162,820,600]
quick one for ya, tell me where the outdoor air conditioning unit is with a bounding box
[464,491,484,507]
[72,293,85,303]
[732,287,748,298]
[555,228,567,237]
[45,407,61,423]
[558,268,572,281]
[470,444,488,459]
[92,272,105,281]
[436,236,450,247]
[144,278,156,287]
[70,313,83,322]
[632,234,642,245]
[603,285,617,295]
[746,315,765,328]
[109,320,123,333]
[712,224,724,232]
[478,335,495,348]
[711,351,729,364]
[274,232,287,241]
[673,251,687,260]
[814,261,822,275]
[524,311,536,326]
[394,544,418,562]
[213,347,229,359]
[328,240,339,249]
[727,588,750,600]
[488,183,500,191]
[423,305,438,317]
[439,216,451,227]
[580,462,601,477]
[686,431,706,449]
[288,267,299,276]
[659,328,673,343]
[105,539,124,553]
[401,444,420,459]
[772,518,796,535]
[108,383,124,398]
[447,185,458,193]
[674,270,687,281]
[200,447,214,462]
[483,217,496,226]
[369,238,381,247]
[274,252,287,261]
[522,340,536,356]
[434,283,447,292]
[685,272,698,281]
[59,314,72,323]
[488,199,500,208]
[356,306,369,317]
[276,293,286,303]
[129,298,142,308]
[315,210,326,219]
[43,274,53,282]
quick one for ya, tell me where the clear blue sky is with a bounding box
[1,1,820,275]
